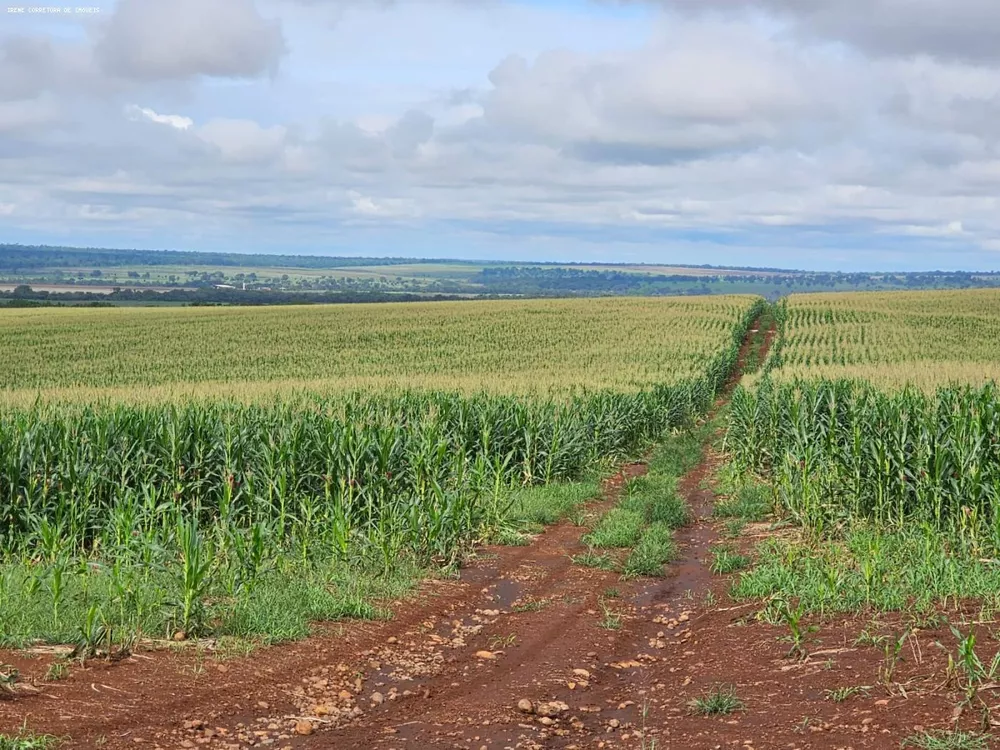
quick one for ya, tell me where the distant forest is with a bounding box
[2,243,998,306]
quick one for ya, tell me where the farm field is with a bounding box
[0,296,756,404]
[766,288,1000,389]
[0,295,761,650]
[5,290,1000,750]
[719,289,1000,747]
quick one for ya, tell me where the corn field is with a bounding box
[0,296,759,405]
[761,289,1000,390]
[0,297,762,644]
[730,288,1000,549]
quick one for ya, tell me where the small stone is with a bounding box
[536,701,569,718]
[257,701,269,710]
[173,631,187,642]
[475,650,497,660]
[573,669,591,679]
[371,692,385,706]
[538,717,555,726]
[387,637,398,644]
[294,721,313,736]
[608,719,620,729]
[517,699,534,714]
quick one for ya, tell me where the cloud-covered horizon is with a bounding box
[2,0,1000,271]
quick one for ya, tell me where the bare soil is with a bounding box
[2,317,988,749]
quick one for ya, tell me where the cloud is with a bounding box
[649,0,1000,64]
[475,23,857,165]
[125,105,194,130]
[197,118,289,163]
[96,0,286,81]
[3,0,1000,268]
[0,95,61,133]
[0,36,56,102]
[385,110,434,158]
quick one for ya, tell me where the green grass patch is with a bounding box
[688,685,745,715]
[0,557,417,649]
[571,549,618,571]
[623,523,678,577]
[584,507,645,549]
[576,428,699,575]
[901,730,989,750]
[709,544,750,574]
[714,482,771,522]
[0,730,60,750]
[505,481,600,532]
[647,430,704,477]
[732,525,1000,614]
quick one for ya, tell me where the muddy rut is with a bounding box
[1,319,776,750]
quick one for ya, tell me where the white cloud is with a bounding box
[0,95,61,133]
[96,0,286,80]
[197,119,288,163]
[124,104,194,130]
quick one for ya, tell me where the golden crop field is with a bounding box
[0,295,759,404]
[768,289,1000,390]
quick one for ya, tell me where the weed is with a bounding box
[710,545,750,574]
[824,685,869,703]
[689,685,745,716]
[879,630,911,687]
[572,549,617,572]
[488,633,517,649]
[585,508,645,549]
[43,662,69,682]
[938,624,1000,716]
[855,628,889,648]
[0,665,18,696]
[723,519,745,539]
[213,636,259,660]
[901,730,989,750]
[0,731,59,750]
[623,523,677,577]
[599,601,623,630]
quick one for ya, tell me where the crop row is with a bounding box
[729,378,1000,549]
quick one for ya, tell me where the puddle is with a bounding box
[488,578,523,609]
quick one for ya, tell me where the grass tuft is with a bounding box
[709,544,750,574]
[901,730,990,750]
[688,685,745,716]
[623,523,678,577]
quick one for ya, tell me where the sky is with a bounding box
[2,0,1000,271]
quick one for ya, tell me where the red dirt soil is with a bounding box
[2,316,986,749]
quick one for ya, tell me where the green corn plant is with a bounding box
[173,518,213,638]
[776,598,818,660]
[69,604,109,665]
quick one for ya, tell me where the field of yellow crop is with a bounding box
[0,295,759,404]
[767,289,1000,390]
